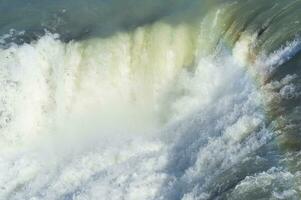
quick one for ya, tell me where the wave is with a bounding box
[0,0,301,199]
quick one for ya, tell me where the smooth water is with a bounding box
[0,0,301,199]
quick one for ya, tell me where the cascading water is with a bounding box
[0,0,301,199]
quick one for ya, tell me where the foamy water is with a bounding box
[1,1,301,199]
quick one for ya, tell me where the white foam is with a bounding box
[0,21,291,200]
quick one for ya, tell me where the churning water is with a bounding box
[0,0,301,199]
